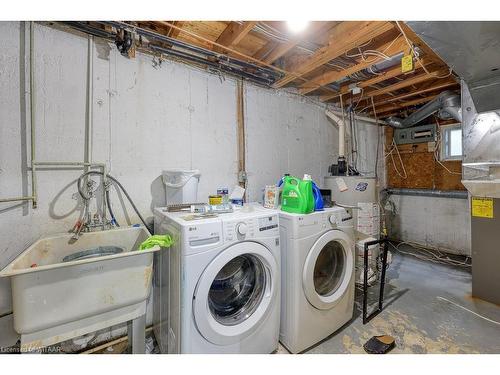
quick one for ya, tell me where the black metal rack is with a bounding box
[362,238,389,324]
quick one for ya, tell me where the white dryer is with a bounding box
[153,204,280,353]
[279,207,355,353]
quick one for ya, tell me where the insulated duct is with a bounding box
[386,90,462,128]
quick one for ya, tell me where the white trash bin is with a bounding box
[162,169,201,205]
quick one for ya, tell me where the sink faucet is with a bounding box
[71,200,115,241]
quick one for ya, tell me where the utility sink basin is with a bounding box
[0,226,160,352]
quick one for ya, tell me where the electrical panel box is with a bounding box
[394,123,437,145]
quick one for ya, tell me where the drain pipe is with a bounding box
[326,108,387,126]
[325,110,347,174]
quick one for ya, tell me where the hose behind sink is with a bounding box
[77,171,152,234]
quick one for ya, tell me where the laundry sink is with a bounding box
[0,226,161,352]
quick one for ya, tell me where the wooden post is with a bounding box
[236,80,246,197]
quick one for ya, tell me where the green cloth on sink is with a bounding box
[139,235,174,250]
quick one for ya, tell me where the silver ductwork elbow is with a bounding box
[386,90,461,128]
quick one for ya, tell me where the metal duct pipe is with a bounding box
[383,188,468,199]
[386,90,462,128]
[371,52,404,72]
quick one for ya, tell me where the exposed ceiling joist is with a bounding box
[262,22,331,64]
[166,21,185,38]
[79,20,456,119]
[372,80,458,107]
[345,69,451,106]
[299,36,407,95]
[252,40,279,60]
[370,94,438,115]
[214,21,257,52]
[263,39,301,64]
[320,58,434,102]
[272,21,395,89]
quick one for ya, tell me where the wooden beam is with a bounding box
[153,21,338,97]
[167,21,185,39]
[372,80,458,107]
[320,58,433,102]
[299,37,407,95]
[370,94,438,115]
[262,22,330,64]
[236,80,246,191]
[214,21,257,52]
[252,40,279,60]
[272,21,394,88]
[346,68,450,105]
[263,39,301,64]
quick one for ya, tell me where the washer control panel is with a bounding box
[223,215,278,241]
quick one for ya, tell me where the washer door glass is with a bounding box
[313,241,346,296]
[193,241,278,346]
[302,230,354,310]
[208,254,266,326]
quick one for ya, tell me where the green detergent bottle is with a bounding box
[281,175,315,214]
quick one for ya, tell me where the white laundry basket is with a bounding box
[162,169,201,205]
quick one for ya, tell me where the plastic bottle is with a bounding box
[302,175,315,213]
[312,181,324,211]
[281,175,314,214]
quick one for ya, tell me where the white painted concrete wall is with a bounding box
[386,194,471,256]
[245,87,339,201]
[0,22,345,346]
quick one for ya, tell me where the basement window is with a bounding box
[440,123,463,161]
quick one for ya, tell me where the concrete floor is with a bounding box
[81,243,500,354]
[300,244,500,354]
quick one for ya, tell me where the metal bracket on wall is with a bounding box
[238,171,247,184]
[363,238,389,325]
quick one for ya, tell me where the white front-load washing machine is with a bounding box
[279,207,355,353]
[153,204,280,353]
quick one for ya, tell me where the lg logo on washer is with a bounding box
[189,227,197,231]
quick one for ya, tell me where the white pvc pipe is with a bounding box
[328,109,387,126]
[325,110,345,157]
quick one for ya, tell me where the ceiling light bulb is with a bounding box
[287,20,309,34]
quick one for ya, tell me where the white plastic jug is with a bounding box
[162,169,201,205]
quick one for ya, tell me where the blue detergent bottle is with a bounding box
[312,181,324,211]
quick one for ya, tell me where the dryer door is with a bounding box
[302,230,354,310]
[192,241,278,345]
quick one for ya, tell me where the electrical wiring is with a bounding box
[389,241,471,267]
[436,297,500,326]
[434,120,463,175]
[345,33,403,64]
[353,88,365,111]
[385,138,408,179]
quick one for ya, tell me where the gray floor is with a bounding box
[300,244,500,354]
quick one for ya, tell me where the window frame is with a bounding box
[440,123,463,161]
